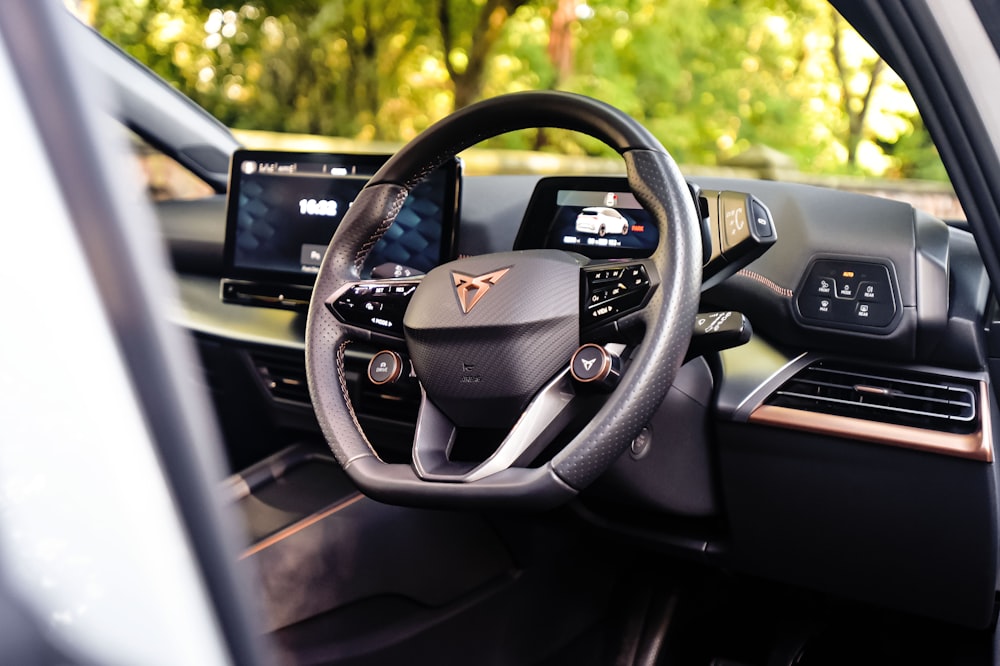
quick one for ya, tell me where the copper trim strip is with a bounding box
[240,492,365,560]
[748,383,993,462]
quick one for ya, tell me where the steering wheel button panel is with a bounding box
[794,259,900,332]
[582,261,654,327]
[327,279,421,339]
[588,267,625,282]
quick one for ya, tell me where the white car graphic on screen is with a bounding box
[574,206,630,237]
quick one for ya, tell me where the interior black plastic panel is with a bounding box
[717,420,998,628]
[697,177,918,303]
[161,196,227,274]
[590,357,718,517]
[698,177,934,361]
[915,209,951,357]
[235,452,356,543]
[246,487,514,632]
[714,332,998,627]
[926,226,991,369]
[179,275,304,349]
[714,336,800,420]
[270,511,621,666]
[455,175,541,255]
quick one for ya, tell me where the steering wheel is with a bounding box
[305,91,701,509]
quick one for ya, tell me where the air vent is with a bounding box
[765,361,977,434]
[245,346,422,425]
[248,348,311,406]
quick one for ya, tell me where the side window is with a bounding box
[129,132,214,202]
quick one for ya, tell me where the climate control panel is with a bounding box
[794,258,900,333]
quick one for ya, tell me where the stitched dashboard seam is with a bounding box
[738,268,793,298]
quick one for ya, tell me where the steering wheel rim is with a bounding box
[305,91,702,509]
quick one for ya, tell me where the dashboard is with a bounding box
[161,161,999,631]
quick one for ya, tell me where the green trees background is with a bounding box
[79,0,946,180]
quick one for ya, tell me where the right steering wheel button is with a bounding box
[570,344,621,390]
[368,350,404,385]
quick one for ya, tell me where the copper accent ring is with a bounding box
[570,343,612,383]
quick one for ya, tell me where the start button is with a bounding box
[368,350,404,385]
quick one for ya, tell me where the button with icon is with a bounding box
[570,343,621,391]
[858,282,879,301]
[368,350,404,385]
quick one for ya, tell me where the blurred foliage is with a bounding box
[79,0,947,180]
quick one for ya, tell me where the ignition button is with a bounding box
[368,350,404,385]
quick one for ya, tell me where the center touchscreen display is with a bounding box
[223,150,459,286]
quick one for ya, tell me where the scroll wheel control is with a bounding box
[570,344,621,391]
[368,350,404,385]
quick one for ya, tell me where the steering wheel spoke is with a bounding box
[412,368,583,482]
[325,278,421,342]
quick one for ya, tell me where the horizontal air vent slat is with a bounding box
[789,376,975,406]
[248,348,312,406]
[765,361,978,434]
[773,390,974,422]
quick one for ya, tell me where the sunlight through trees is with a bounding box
[79,0,947,180]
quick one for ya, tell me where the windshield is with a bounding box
[75,0,962,219]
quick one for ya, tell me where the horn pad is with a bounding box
[403,250,584,428]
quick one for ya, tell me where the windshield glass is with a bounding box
[75,0,963,219]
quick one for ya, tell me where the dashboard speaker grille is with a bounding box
[765,361,977,434]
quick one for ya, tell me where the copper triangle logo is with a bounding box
[452,268,510,314]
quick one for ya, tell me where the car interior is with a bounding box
[10,0,1000,664]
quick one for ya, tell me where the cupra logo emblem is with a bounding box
[452,267,510,314]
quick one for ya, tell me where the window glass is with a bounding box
[78,0,963,219]
[129,131,215,201]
